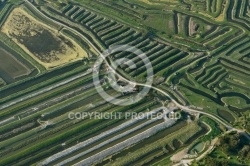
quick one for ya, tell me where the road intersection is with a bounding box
[24,2,250,165]
[25,0,250,136]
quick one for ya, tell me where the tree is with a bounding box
[239,145,250,158]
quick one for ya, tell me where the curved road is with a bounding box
[25,0,250,140]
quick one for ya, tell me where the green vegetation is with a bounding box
[0,0,249,165]
[109,122,202,166]
[199,116,223,141]
[195,132,250,166]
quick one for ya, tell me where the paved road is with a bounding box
[25,0,250,141]
[23,2,250,165]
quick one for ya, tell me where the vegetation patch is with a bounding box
[0,48,32,83]
[222,96,249,109]
[217,109,235,123]
[195,132,250,166]
[110,122,202,166]
[189,142,205,155]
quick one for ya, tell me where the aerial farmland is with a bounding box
[0,0,249,166]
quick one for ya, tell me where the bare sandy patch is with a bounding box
[1,7,88,69]
[171,148,188,162]
[139,0,179,5]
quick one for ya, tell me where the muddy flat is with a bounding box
[1,7,88,69]
[0,48,31,83]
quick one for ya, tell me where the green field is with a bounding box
[0,0,249,165]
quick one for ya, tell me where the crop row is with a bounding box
[206,0,224,17]
[110,32,143,47]
[180,73,218,99]
[239,53,250,65]
[0,87,116,156]
[52,114,164,165]
[0,62,87,104]
[98,120,187,166]
[203,27,234,47]
[171,11,233,50]
[206,71,228,89]
[212,29,243,48]
[225,36,250,56]
[0,87,109,162]
[60,4,139,48]
[202,68,227,87]
[0,68,93,120]
[187,58,209,76]
[134,51,188,77]
[197,66,222,83]
[226,0,250,30]
[108,122,202,166]
[112,37,150,59]
[234,0,250,24]
[194,61,220,81]
[0,87,107,149]
[220,58,250,76]
[115,43,185,78]
[57,3,192,81]
[0,95,160,165]
[163,53,204,81]
[190,62,229,92]
[0,74,100,139]
[125,44,165,68]
[118,41,159,67]
[73,119,175,166]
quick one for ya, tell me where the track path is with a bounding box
[24,0,250,140]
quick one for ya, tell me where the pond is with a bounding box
[189,142,205,155]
